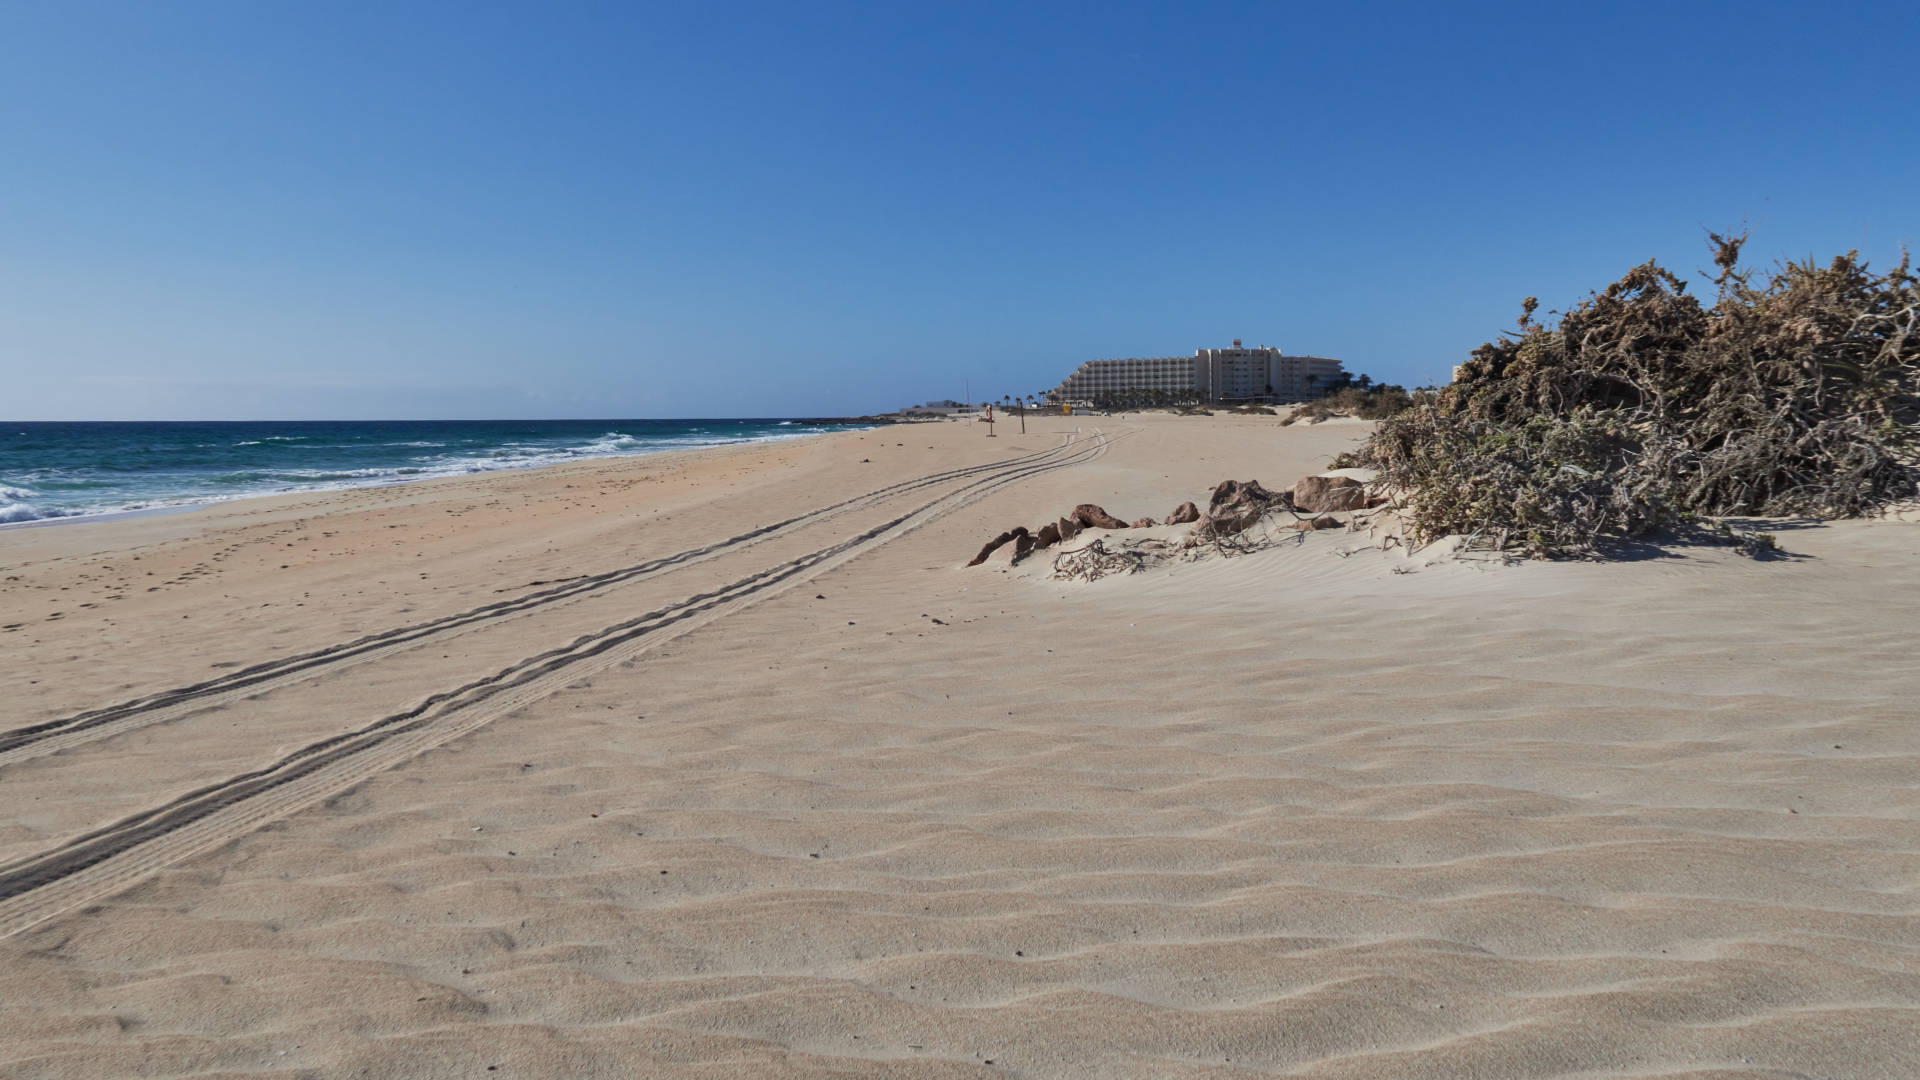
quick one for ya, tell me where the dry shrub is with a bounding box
[1284,384,1419,424]
[1339,235,1920,557]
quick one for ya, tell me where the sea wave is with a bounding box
[210,467,423,485]
[1,422,862,527]
[0,502,81,525]
[0,493,235,526]
[583,431,649,452]
[27,478,115,491]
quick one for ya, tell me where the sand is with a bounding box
[0,412,1915,1078]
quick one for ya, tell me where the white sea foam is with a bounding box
[0,501,79,525]
[215,467,416,482]
[0,483,42,523]
[2,424,860,528]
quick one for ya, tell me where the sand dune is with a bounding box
[1,414,1915,1077]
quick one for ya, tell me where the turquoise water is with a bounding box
[0,419,856,525]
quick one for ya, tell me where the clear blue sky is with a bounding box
[3,1,1914,420]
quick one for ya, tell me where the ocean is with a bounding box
[0,418,862,526]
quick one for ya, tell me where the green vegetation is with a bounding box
[1335,235,1920,557]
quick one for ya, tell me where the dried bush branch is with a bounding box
[1051,538,1149,581]
[1336,236,1920,557]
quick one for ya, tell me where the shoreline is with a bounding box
[0,419,887,533]
[0,502,202,533]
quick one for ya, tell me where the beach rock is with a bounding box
[1209,478,1281,510]
[1293,475,1366,512]
[1130,517,1156,529]
[1291,514,1343,531]
[966,530,1013,566]
[1196,479,1281,538]
[966,527,1028,566]
[1164,501,1200,525]
[1057,516,1080,542]
[1011,530,1038,564]
[1072,504,1129,530]
[1034,522,1062,549]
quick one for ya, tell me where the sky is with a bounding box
[1,1,1915,421]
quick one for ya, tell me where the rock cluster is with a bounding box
[964,473,1376,567]
[1192,479,1285,540]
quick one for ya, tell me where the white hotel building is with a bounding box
[1047,342,1346,405]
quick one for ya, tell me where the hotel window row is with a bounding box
[1048,347,1345,404]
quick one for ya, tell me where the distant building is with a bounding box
[1047,341,1345,404]
[896,401,977,417]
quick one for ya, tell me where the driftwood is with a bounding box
[1051,538,1147,581]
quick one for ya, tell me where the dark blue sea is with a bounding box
[0,419,857,526]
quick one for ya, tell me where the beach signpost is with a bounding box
[983,403,994,437]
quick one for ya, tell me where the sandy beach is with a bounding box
[1,413,1916,1078]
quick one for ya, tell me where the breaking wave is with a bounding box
[0,419,860,527]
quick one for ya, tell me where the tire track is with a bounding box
[0,428,1120,938]
[0,435,1088,769]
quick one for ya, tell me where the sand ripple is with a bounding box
[1,418,1914,1077]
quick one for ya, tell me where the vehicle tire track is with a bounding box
[0,435,1089,769]
[0,428,1121,938]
